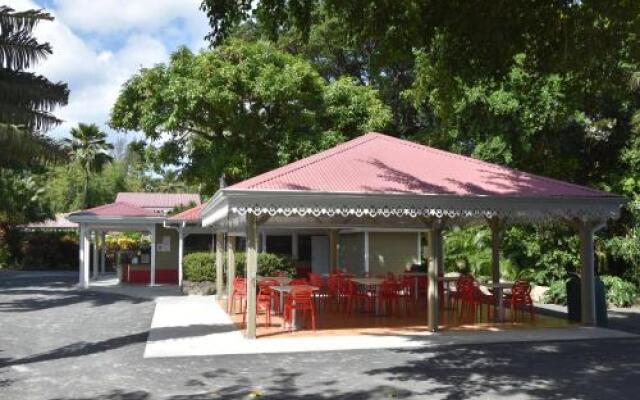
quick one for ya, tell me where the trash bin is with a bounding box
[566,273,581,322]
[595,277,608,327]
[565,273,608,326]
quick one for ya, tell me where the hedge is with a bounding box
[183,252,216,282]
[544,275,638,308]
[182,251,295,282]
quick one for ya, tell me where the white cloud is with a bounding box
[8,0,209,139]
[52,0,206,37]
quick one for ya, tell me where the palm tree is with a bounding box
[64,123,114,208]
[0,6,69,169]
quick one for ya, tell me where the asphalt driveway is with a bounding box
[1,270,640,399]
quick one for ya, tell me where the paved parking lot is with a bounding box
[2,271,640,399]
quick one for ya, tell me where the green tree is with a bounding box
[64,123,114,208]
[0,6,68,169]
[110,39,390,192]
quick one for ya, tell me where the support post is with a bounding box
[92,232,99,279]
[216,232,225,297]
[178,228,185,287]
[227,235,236,311]
[149,225,156,286]
[363,231,370,274]
[329,229,339,272]
[245,214,258,339]
[260,231,267,253]
[579,222,597,325]
[79,224,90,288]
[291,232,299,261]
[489,218,503,313]
[100,232,106,275]
[427,227,442,332]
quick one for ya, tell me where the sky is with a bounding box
[10,0,210,141]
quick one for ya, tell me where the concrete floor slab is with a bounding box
[144,296,637,358]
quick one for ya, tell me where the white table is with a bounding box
[270,285,319,330]
[480,282,513,322]
[403,272,428,300]
[351,277,385,315]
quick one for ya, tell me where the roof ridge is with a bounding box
[235,133,380,190]
[377,135,607,196]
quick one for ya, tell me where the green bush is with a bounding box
[544,279,567,305]
[544,276,638,308]
[234,252,296,277]
[183,252,215,282]
[601,275,638,307]
[18,231,78,270]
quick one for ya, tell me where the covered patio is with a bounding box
[200,133,624,338]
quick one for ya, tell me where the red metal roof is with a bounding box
[229,132,611,198]
[71,202,161,218]
[115,192,201,208]
[168,204,204,221]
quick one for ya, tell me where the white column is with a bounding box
[100,232,106,274]
[363,231,370,274]
[329,229,339,272]
[79,224,90,288]
[92,232,99,279]
[178,228,185,287]
[245,214,258,339]
[261,231,267,253]
[579,223,597,325]
[490,219,502,313]
[149,225,156,286]
[226,235,236,311]
[291,232,299,261]
[427,227,442,332]
[216,232,225,296]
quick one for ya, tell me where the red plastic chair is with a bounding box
[308,272,327,305]
[289,278,308,286]
[507,280,535,322]
[341,279,372,314]
[379,280,402,315]
[283,287,316,332]
[229,277,247,314]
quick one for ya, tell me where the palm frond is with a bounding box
[0,30,52,70]
[0,6,53,34]
[0,123,66,169]
[0,69,68,110]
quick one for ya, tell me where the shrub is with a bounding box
[18,232,78,270]
[601,275,638,307]
[234,252,296,277]
[183,252,215,282]
[544,279,567,305]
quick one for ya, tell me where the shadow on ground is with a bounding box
[46,337,640,400]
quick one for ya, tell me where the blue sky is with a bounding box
[11,0,210,141]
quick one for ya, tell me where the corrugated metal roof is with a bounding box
[229,132,611,198]
[168,204,204,221]
[70,202,161,218]
[24,213,78,229]
[115,192,201,208]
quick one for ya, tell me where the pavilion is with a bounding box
[199,132,624,338]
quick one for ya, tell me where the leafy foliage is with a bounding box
[110,39,390,192]
[234,252,296,278]
[0,6,68,162]
[13,231,78,270]
[544,280,568,306]
[183,252,216,282]
[601,275,638,308]
[63,123,114,208]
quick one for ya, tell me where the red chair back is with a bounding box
[511,280,532,304]
[308,273,324,288]
[233,277,247,294]
[289,278,308,286]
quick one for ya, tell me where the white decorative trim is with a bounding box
[201,189,624,226]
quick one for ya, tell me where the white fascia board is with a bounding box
[67,216,166,224]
